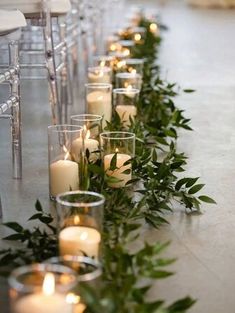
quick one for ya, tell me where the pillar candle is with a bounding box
[59,226,101,258]
[115,105,137,127]
[87,91,112,127]
[14,274,73,313]
[50,160,79,197]
[71,137,99,162]
[104,153,131,188]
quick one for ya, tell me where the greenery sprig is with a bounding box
[0,14,215,313]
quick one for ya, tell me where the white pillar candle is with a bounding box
[71,136,99,162]
[88,70,111,84]
[104,153,131,188]
[115,105,137,127]
[87,91,112,127]
[14,274,73,313]
[50,160,79,197]
[59,226,101,258]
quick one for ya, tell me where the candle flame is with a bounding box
[115,148,119,153]
[110,43,117,51]
[94,69,104,77]
[127,85,133,91]
[100,60,105,67]
[63,145,70,160]
[124,82,131,88]
[74,215,80,225]
[131,68,136,74]
[66,293,81,304]
[123,48,130,56]
[80,231,88,241]
[42,273,55,296]
[83,125,90,140]
[117,60,126,69]
[134,33,141,41]
[150,23,158,33]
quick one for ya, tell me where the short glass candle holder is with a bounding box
[48,125,83,200]
[8,263,77,313]
[100,132,135,188]
[115,72,142,89]
[71,114,102,162]
[85,83,112,128]
[92,55,115,68]
[87,66,112,84]
[46,255,102,285]
[46,256,102,313]
[56,191,105,259]
[113,88,140,127]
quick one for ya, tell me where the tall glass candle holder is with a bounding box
[48,125,83,200]
[88,66,112,84]
[115,72,142,89]
[9,263,77,313]
[71,114,102,162]
[100,132,135,188]
[85,83,112,128]
[113,88,140,127]
[92,55,115,68]
[56,191,105,259]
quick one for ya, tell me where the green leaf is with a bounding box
[3,222,23,233]
[35,199,43,212]
[175,177,188,191]
[198,195,216,204]
[188,184,205,194]
[185,177,199,188]
[183,89,195,93]
[109,153,117,171]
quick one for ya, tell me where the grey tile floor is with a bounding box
[1,0,235,311]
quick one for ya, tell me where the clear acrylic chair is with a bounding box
[0,0,72,124]
[0,9,26,179]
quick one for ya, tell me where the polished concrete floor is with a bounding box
[1,0,235,312]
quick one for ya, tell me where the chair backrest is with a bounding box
[0,0,71,15]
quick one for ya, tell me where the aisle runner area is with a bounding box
[145,1,235,313]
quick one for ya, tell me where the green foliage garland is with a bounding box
[0,15,215,313]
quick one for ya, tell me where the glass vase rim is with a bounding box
[8,263,77,293]
[71,114,103,122]
[48,124,83,133]
[125,58,145,64]
[56,191,105,208]
[93,55,115,61]
[116,72,141,79]
[45,256,102,282]
[117,39,135,46]
[85,83,112,89]
[100,131,135,140]
[113,88,140,95]
[88,66,111,73]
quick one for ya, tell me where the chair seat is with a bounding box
[0,10,26,34]
[0,0,71,15]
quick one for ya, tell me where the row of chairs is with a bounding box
[0,0,109,179]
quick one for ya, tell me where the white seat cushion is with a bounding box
[0,10,26,34]
[0,0,71,15]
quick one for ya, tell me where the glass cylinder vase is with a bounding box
[48,125,83,200]
[8,263,77,313]
[115,72,142,89]
[113,88,140,127]
[100,131,135,188]
[71,114,102,162]
[85,83,112,128]
[87,66,112,84]
[56,191,105,259]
